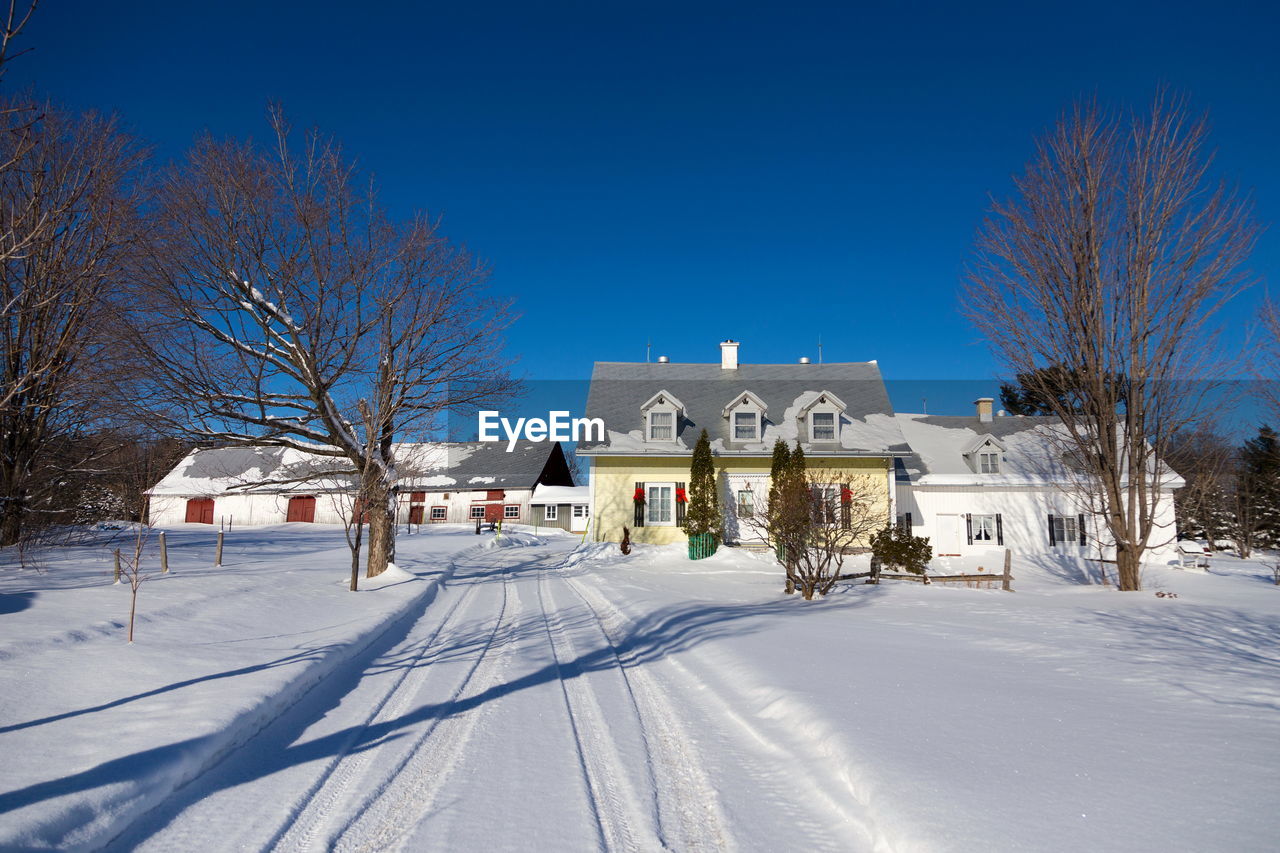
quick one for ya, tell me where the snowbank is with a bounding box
[478,531,546,550]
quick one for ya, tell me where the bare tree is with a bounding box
[756,446,886,600]
[965,92,1260,591]
[134,108,515,577]
[0,100,147,546]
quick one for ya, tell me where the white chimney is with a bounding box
[720,340,739,370]
[975,397,994,423]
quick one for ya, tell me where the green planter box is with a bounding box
[688,533,717,560]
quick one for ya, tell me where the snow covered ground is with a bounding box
[2,526,1278,851]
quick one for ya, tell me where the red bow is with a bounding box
[675,488,687,503]
[633,487,645,502]
[840,487,853,503]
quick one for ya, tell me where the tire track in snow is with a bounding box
[320,550,532,853]
[565,570,891,852]
[269,550,514,853]
[553,566,734,852]
[533,563,661,852]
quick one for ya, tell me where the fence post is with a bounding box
[215,531,224,567]
[1002,548,1013,591]
[160,532,169,573]
[113,548,122,584]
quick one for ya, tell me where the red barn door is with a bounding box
[185,498,215,524]
[287,496,316,523]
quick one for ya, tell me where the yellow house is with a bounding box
[579,341,912,545]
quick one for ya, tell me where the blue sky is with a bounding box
[18,0,1280,417]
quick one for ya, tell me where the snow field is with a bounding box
[0,524,480,851]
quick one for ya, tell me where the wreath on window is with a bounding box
[675,487,687,504]
[840,487,854,503]
[633,487,645,503]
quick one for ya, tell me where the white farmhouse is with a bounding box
[893,398,1184,563]
[147,441,575,528]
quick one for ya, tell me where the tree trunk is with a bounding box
[1115,543,1142,591]
[365,485,394,578]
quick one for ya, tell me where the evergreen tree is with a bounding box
[768,439,791,514]
[1240,426,1280,550]
[684,429,722,544]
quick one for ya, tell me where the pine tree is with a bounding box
[768,439,791,513]
[685,429,722,544]
[1240,426,1280,551]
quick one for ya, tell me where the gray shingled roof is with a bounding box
[894,413,1067,483]
[579,361,911,456]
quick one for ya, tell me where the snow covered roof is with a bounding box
[894,414,1185,489]
[578,360,911,457]
[148,441,572,497]
[530,485,591,505]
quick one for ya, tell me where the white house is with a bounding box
[147,441,576,528]
[529,485,592,533]
[893,398,1184,563]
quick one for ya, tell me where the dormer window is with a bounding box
[797,390,847,445]
[641,390,685,443]
[722,390,767,444]
[811,412,836,441]
[963,434,1007,474]
[648,410,674,440]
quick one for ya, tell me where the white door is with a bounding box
[936,514,962,556]
[724,474,768,544]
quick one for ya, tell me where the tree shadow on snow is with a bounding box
[4,547,879,850]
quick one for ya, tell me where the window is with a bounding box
[810,485,839,524]
[973,514,996,541]
[430,506,447,521]
[810,411,836,441]
[737,489,755,518]
[504,505,519,519]
[1053,515,1079,546]
[573,504,589,518]
[979,451,1000,473]
[645,482,675,525]
[648,410,674,441]
[470,505,485,519]
[544,504,558,521]
[733,411,758,441]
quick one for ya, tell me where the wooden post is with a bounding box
[1002,548,1013,591]
[159,532,169,573]
[215,531,224,567]
[113,548,122,584]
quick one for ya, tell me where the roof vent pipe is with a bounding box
[798,356,811,364]
[657,355,669,363]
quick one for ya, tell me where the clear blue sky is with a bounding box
[18,0,1279,415]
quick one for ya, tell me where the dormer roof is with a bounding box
[797,390,847,415]
[640,390,685,413]
[722,390,768,417]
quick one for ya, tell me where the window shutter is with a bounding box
[841,483,851,529]
[905,511,913,529]
[634,482,645,527]
[965,513,973,545]
[1077,513,1086,546]
[676,481,686,528]
[1048,514,1056,546]
[996,513,1004,546]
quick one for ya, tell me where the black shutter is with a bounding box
[905,511,913,529]
[841,483,850,529]
[676,481,686,528]
[634,482,645,527]
[1077,513,1087,546]
[1048,514,1056,546]
[996,513,1004,546]
[965,513,973,545]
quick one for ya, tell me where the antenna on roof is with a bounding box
[922,397,927,415]
[646,338,651,363]
[818,334,823,364]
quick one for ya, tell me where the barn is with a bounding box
[146,441,575,528]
